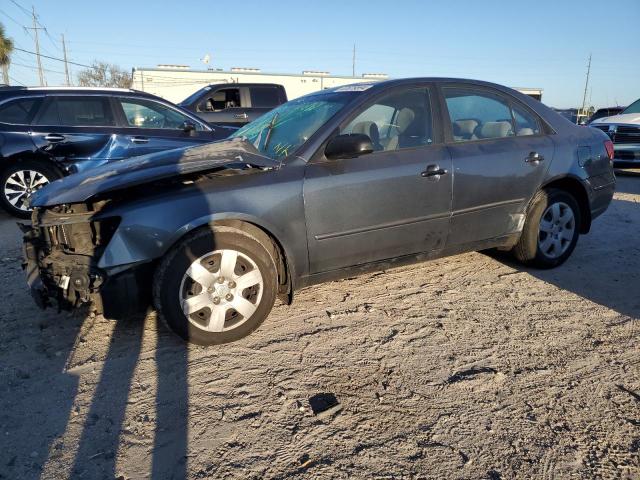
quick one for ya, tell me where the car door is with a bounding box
[192,86,251,127]
[303,85,452,273]
[441,85,554,245]
[113,96,214,157]
[0,95,43,158]
[30,95,130,173]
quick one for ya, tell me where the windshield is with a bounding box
[622,98,640,115]
[179,86,212,106]
[231,92,355,160]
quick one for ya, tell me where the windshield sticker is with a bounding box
[335,84,374,92]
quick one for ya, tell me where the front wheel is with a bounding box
[153,225,278,345]
[512,188,581,268]
[0,161,62,218]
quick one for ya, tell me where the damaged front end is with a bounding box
[22,202,151,318]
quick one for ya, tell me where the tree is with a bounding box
[77,61,132,88]
[0,23,14,85]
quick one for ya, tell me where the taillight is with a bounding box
[604,140,615,160]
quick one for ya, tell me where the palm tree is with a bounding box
[0,23,14,85]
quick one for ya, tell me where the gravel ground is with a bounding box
[0,174,638,480]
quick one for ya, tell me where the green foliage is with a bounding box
[0,23,14,67]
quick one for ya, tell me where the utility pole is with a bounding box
[352,44,356,77]
[580,53,592,122]
[26,6,46,86]
[61,33,71,85]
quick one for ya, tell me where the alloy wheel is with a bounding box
[179,249,264,332]
[538,201,575,259]
[3,169,50,212]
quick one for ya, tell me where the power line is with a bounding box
[13,47,94,69]
[0,7,25,28]
[10,60,64,74]
[9,75,25,86]
[8,0,30,17]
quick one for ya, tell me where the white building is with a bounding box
[131,66,389,103]
[131,65,543,104]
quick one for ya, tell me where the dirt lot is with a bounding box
[0,174,638,480]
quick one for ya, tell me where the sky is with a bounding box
[1,0,639,108]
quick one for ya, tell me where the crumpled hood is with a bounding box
[31,138,279,207]
[592,113,640,125]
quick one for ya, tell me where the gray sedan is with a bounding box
[24,78,616,345]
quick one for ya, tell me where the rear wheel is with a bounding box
[512,188,581,268]
[0,161,62,218]
[153,225,278,345]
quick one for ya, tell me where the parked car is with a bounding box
[0,86,235,218]
[583,106,625,125]
[590,98,640,166]
[23,78,615,345]
[178,83,287,127]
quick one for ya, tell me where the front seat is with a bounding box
[351,121,383,151]
[386,108,416,150]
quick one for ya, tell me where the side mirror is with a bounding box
[182,121,197,135]
[325,133,374,160]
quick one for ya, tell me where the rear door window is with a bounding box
[250,86,281,108]
[444,88,514,141]
[35,96,115,126]
[117,97,204,130]
[0,98,42,124]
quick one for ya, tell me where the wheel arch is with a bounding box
[168,213,296,304]
[0,155,65,178]
[539,175,591,233]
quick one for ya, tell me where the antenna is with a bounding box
[580,53,591,123]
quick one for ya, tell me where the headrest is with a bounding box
[453,119,479,137]
[395,108,415,134]
[479,121,513,139]
[516,127,534,136]
[351,121,380,145]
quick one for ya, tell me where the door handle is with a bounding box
[421,165,448,178]
[233,113,248,119]
[525,151,544,163]
[44,134,65,143]
[131,136,149,144]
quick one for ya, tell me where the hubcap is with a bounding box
[538,201,575,259]
[4,169,50,212]
[179,249,264,333]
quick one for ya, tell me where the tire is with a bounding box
[512,188,581,268]
[0,160,62,219]
[153,225,278,345]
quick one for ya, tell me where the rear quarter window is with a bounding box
[250,87,281,108]
[0,98,42,125]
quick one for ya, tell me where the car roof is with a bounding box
[0,86,160,99]
[319,77,539,95]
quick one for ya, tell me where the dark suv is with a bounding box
[178,83,287,127]
[0,87,234,217]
